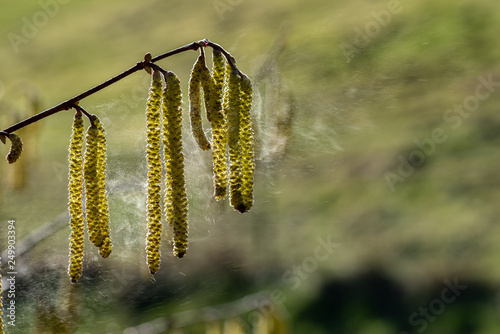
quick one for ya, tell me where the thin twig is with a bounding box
[204,39,242,75]
[0,41,204,135]
[72,105,93,124]
[150,41,200,63]
[1,62,144,134]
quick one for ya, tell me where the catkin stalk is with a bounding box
[145,70,163,274]
[163,71,189,258]
[68,111,85,283]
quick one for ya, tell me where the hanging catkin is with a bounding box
[163,71,189,258]
[68,111,85,283]
[83,121,104,247]
[208,48,229,200]
[189,55,211,151]
[199,60,216,122]
[145,69,163,274]
[94,116,112,258]
[226,67,245,212]
[238,74,254,211]
[5,133,23,164]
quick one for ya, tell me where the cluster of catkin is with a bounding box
[67,111,111,283]
[1,44,254,281]
[189,49,255,212]
[143,47,254,274]
[144,68,189,273]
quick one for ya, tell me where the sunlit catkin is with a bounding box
[68,111,85,283]
[226,68,245,212]
[145,70,163,274]
[84,122,104,247]
[189,55,211,151]
[211,49,228,199]
[238,74,254,211]
[94,116,112,258]
[6,133,23,164]
[162,71,189,258]
[212,48,226,117]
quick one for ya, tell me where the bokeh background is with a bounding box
[1,0,500,333]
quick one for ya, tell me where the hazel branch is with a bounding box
[0,41,202,135]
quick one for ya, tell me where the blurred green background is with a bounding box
[1,0,500,333]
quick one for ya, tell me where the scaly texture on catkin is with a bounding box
[199,58,216,122]
[84,122,104,247]
[163,71,189,258]
[6,133,23,164]
[238,74,255,211]
[94,116,112,258]
[226,67,246,212]
[68,111,85,283]
[210,48,228,200]
[145,70,163,274]
[189,54,211,151]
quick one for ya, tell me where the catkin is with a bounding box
[238,74,254,211]
[162,71,189,258]
[94,116,112,258]
[145,70,163,274]
[200,60,216,122]
[189,55,211,151]
[6,133,23,164]
[68,111,85,283]
[226,67,245,212]
[84,122,104,247]
[211,49,226,121]
[211,49,228,199]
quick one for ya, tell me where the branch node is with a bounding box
[144,52,153,74]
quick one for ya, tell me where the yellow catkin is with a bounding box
[211,49,226,121]
[200,61,216,122]
[162,71,189,258]
[210,49,228,200]
[6,133,23,164]
[145,70,163,274]
[238,74,255,211]
[68,111,85,283]
[94,116,112,258]
[189,54,211,151]
[84,122,104,247]
[226,68,245,212]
